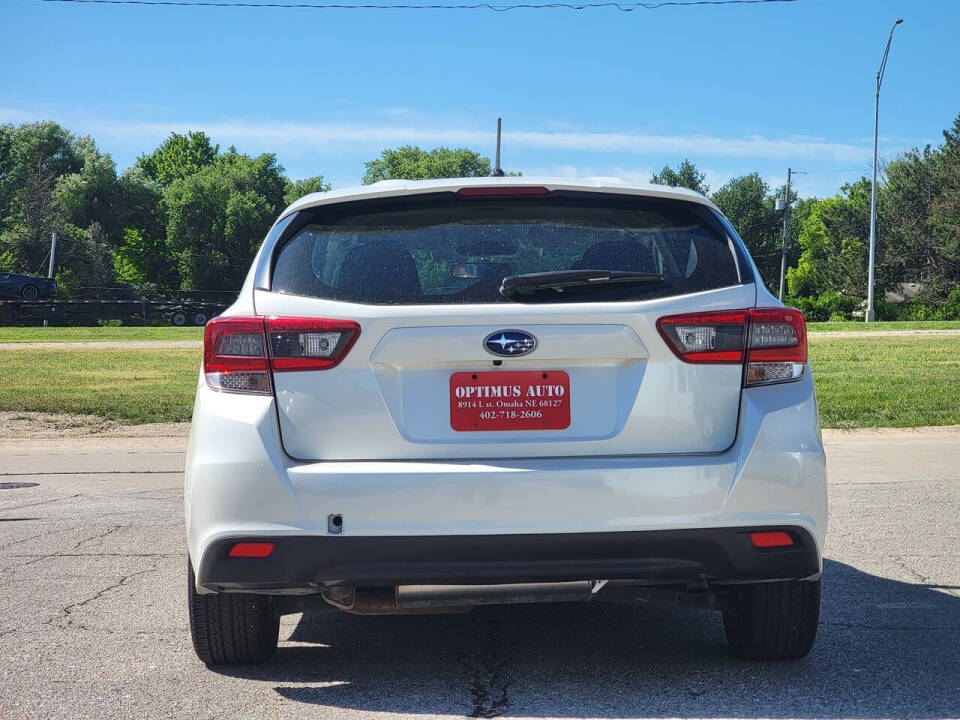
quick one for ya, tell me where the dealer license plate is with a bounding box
[449,370,571,431]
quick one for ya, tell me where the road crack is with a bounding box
[1,526,130,575]
[893,555,933,584]
[43,566,157,629]
[459,612,519,718]
[71,524,125,550]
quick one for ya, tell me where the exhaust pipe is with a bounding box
[397,582,594,609]
[322,582,595,615]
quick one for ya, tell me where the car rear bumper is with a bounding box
[196,526,820,594]
[186,370,827,594]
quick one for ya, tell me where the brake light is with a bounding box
[203,315,360,394]
[744,308,806,386]
[456,186,550,198]
[656,307,807,386]
[203,317,271,394]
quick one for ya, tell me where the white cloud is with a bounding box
[0,107,876,164]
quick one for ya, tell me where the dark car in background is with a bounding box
[0,272,57,301]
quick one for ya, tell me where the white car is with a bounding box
[185,177,826,665]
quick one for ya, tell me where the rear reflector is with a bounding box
[228,542,275,558]
[456,186,550,198]
[748,531,795,548]
[203,315,361,394]
[656,307,807,386]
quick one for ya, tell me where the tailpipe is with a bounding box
[322,582,595,615]
[397,582,594,609]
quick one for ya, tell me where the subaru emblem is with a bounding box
[484,330,537,357]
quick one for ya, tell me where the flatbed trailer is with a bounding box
[0,298,228,326]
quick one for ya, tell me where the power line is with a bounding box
[36,0,802,11]
[792,168,866,175]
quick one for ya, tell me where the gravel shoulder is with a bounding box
[0,340,201,350]
[0,411,190,446]
[809,329,960,338]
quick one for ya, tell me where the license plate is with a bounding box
[450,370,571,431]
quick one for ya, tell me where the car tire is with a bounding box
[722,578,820,661]
[193,312,208,326]
[21,284,40,301]
[171,311,187,326]
[187,560,280,666]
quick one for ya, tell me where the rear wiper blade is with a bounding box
[499,269,664,298]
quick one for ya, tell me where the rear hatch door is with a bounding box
[254,188,755,461]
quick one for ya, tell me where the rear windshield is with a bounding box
[270,194,741,304]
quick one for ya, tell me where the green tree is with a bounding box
[284,175,331,205]
[0,121,82,273]
[165,150,286,290]
[113,227,176,287]
[787,180,871,298]
[55,137,126,245]
[711,173,780,289]
[362,146,491,184]
[650,159,709,195]
[137,131,218,186]
[879,114,960,302]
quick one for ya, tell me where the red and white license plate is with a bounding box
[450,370,570,431]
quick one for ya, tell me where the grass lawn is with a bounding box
[0,347,201,424]
[0,335,957,428]
[0,326,203,343]
[810,335,960,428]
[808,320,960,333]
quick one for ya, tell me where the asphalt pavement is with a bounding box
[0,429,958,719]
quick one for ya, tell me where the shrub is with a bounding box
[785,292,863,322]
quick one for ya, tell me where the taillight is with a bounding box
[203,317,271,394]
[203,315,360,394]
[744,308,806,386]
[264,316,360,371]
[656,310,748,364]
[656,307,807,387]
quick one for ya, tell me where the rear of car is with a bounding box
[185,178,826,665]
[0,272,56,301]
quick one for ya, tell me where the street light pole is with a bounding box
[866,18,903,323]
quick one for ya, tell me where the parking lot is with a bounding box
[1,428,958,720]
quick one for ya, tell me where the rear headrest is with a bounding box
[572,240,658,274]
[335,241,421,301]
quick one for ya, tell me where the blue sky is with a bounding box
[2,0,958,197]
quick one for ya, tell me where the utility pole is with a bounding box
[43,231,57,328]
[778,168,792,302]
[866,18,904,322]
[47,231,58,281]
